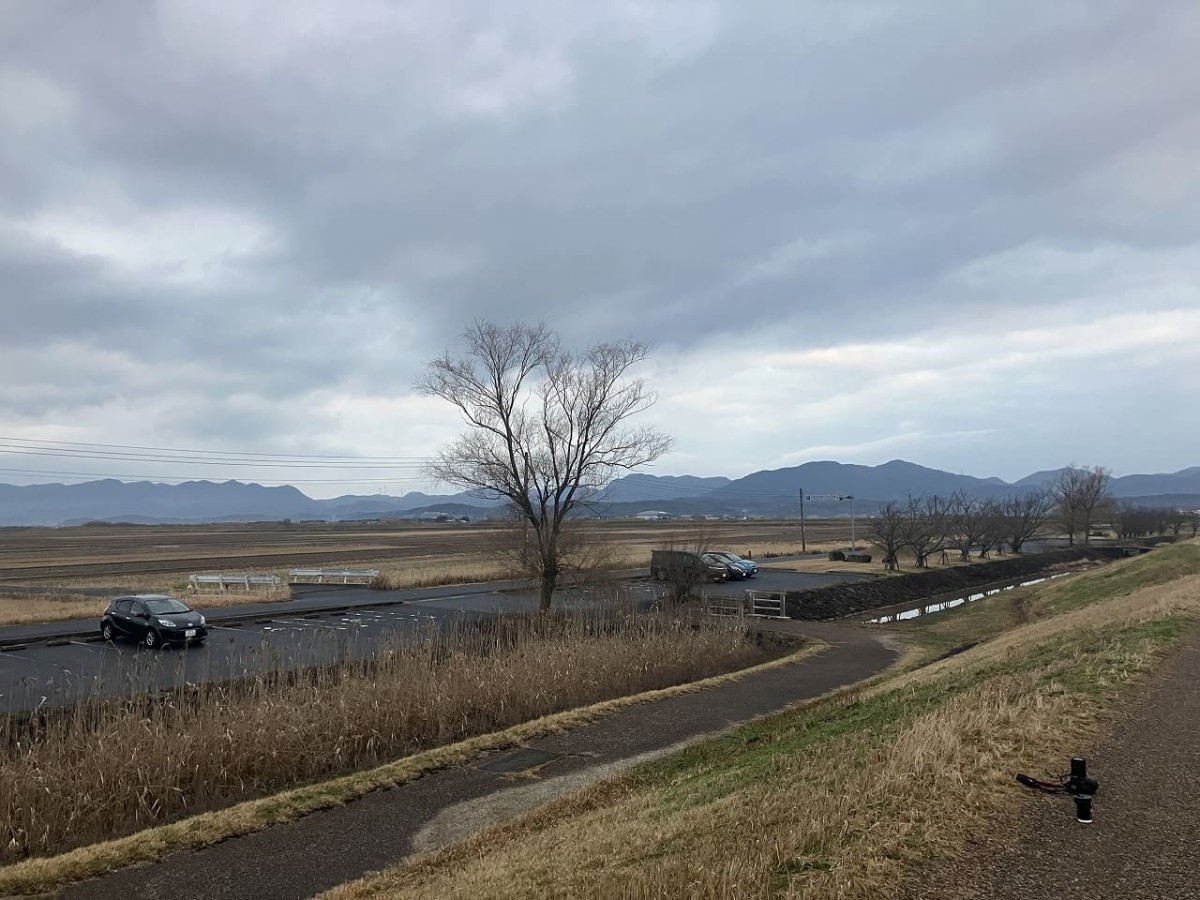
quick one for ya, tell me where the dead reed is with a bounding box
[0,609,765,863]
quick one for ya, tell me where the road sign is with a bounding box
[801,494,858,549]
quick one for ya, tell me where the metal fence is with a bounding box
[188,574,282,593]
[287,567,380,585]
[746,590,789,619]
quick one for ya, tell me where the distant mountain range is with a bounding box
[0,460,1196,526]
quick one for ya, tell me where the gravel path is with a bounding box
[917,628,1200,900]
[57,620,895,900]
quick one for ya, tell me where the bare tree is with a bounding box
[1167,507,1189,538]
[949,493,999,561]
[865,501,905,571]
[978,502,1008,557]
[486,513,618,590]
[1054,467,1087,547]
[1000,488,1055,554]
[420,321,672,609]
[1054,465,1111,546]
[902,495,955,568]
[1111,501,1168,540]
[655,521,721,602]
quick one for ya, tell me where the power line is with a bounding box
[0,437,834,502]
[0,436,428,463]
[0,466,431,486]
[0,446,429,469]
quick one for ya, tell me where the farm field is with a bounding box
[0,519,852,590]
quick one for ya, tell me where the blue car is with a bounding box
[712,551,758,578]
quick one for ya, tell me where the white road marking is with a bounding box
[274,618,346,630]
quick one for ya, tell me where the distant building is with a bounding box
[634,510,672,520]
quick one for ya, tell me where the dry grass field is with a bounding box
[0,519,851,591]
[0,609,771,866]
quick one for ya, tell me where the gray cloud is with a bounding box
[1,0,1198,491]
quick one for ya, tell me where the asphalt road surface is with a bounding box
[0,569,867,715]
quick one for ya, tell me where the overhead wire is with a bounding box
[0,437,825,502]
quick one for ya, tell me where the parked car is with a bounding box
[650,549,728,583]
[702,552,748,580]
[100,594,208,648]
[711,551,758,578]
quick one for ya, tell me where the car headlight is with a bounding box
[157,618,175,628]
[198,615,206,626]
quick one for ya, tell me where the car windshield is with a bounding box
[716,552,742,562]
[142,597,190,614]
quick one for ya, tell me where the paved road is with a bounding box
[0,569,866,714]
[58,619,897,900]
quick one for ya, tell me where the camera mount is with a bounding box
[1016,757,1099,823]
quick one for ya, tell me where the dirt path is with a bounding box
[55,621,895,900]
[916,629,1200,900]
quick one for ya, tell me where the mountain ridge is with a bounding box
[0,461,1195,526]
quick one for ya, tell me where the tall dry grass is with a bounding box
[0,595,109,625]
[0,610,765,864]
[0,586,295,626]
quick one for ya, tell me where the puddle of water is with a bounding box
[869,571,1072,624]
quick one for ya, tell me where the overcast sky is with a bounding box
[1,1,1198,498]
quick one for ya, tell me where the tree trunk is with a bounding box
[537,546,561,611]
[538,572,556,611]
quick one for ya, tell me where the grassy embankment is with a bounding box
[0,610,775,868]
[323,540,1200,900]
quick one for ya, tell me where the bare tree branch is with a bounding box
[418,321,673,609]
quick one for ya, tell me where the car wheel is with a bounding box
[144,629,160,649]
[101,621,115,641]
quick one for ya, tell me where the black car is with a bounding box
[100,594,208,648]
[712,551,758,578]
[701,552,747,580]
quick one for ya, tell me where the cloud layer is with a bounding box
[2,1,1198,495]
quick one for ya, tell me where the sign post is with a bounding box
[802,494,857,551]
[798,487,806,554]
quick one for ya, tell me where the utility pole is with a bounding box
[848,495,856,551]
[799,486,807,554]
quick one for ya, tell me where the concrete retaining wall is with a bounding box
[784,548,1125,620]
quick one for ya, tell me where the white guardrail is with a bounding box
[287,568,380,585]
[189,574,282,592]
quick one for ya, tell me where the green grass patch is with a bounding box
[1041,541,1200,614]
[886,541,1200,666]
